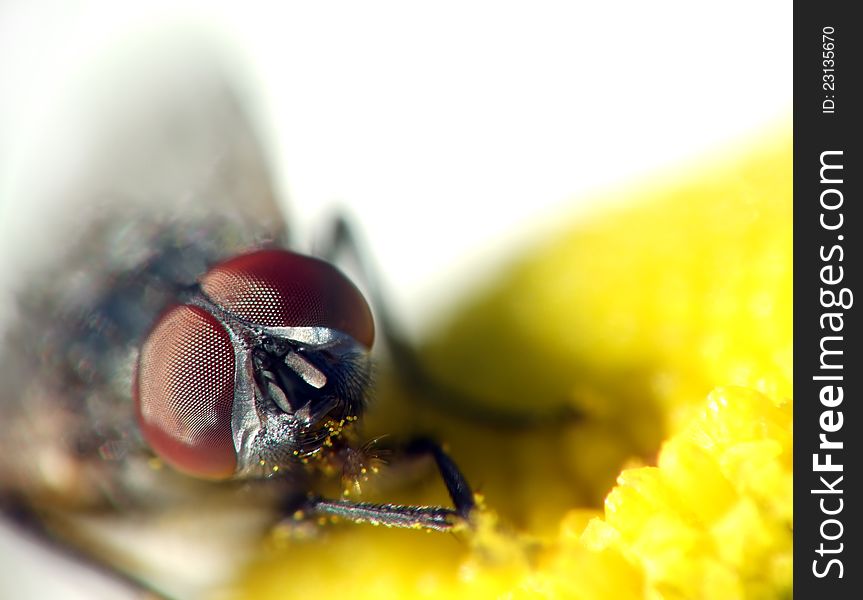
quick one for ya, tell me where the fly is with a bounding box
[0,56,476,599]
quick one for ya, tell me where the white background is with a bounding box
[0,1,790,598]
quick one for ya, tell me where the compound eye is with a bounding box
[200,249,374,347]
[135,305,237,479]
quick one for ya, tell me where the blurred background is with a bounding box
[0,1,790,598]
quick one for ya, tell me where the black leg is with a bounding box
[0,494,175,599]
[306,499,461,532]
[317,214,581,429]
[294,438,475,531]
[404,437,474,518]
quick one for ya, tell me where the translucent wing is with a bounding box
[0,46,288,598]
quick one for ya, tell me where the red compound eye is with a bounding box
[200,249,374,347]
[135,305,237,479]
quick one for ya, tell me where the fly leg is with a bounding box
[314,214,428,390]
[317,214,580,429]
[0,495,174,599]
[289,438,475,531]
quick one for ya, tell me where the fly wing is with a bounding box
[0,48,288,597]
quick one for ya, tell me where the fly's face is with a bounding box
[135,249,375,480]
